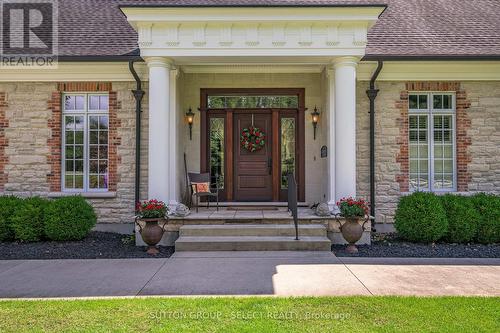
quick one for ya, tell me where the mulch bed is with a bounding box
[332,234,500,258]
[0,232,174,260]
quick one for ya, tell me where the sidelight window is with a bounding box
[280,117,296,189]
[209,117,225,188]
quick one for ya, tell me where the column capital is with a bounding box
[144,56,174,69]
[331,56,360,70]
[325,68,335,78]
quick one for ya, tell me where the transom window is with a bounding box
[408,93,456,192]
[62,93,109,192]
[207,95,299,109]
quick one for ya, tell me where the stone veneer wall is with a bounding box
[0,82,147,228]
[356,81,500,231]
[0,92,8,191]
[462,82,500,193]
[0,79,498,231]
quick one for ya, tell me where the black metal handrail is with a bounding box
[287,173,299,240]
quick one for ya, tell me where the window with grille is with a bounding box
[408,93,456,192]
[62,93,109,191]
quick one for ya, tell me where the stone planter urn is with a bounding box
[137,218,167,255]
[336,216,369,253]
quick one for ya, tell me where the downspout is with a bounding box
[366,60,383,230]
[128,60,145,206]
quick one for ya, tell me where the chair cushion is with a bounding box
[191,182,210,193]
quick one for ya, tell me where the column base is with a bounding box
[327,200,340,215]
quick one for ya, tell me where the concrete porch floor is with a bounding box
[0,254,499,298]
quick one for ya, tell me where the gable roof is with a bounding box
[57,0,500,60]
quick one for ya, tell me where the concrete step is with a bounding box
[179,224,326,237]
[175,236,331,251]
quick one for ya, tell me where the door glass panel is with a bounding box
[209,118,225,189]
[281,117,296,189]
[208,95,298,109]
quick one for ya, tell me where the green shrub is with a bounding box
[471,193,500,244]
[440,194,479,243]
[44,196,96,241]
[11,197,50,242]
[0,196,24,241]
[394,192,448,243]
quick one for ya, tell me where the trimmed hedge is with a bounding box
[0,196,24,241]
[44,196,96,241]
[395,192,500,244]
[394,192,448,243]
[440,194,479,244]
[471,193,500,244]
[11,197,50,242]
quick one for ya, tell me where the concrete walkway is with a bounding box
[0,252,499,299]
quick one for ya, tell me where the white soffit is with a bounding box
[120,6,385,59]
[1,61,500,82]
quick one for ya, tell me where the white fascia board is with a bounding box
[0,62,148,82]
[139,48,366,58]
[358,61,500,81]
[121,7,385,25]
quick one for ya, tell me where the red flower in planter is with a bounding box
[136,199,168,219]
[337,197,369,218]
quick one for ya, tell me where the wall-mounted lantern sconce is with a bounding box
[311,106,320,140]
[185,107,195,140]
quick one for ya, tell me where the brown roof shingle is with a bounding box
[57,0,500,60]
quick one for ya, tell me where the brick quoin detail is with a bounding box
[48,82,121,192]
[395,82,471,192]
[0,92,9,191]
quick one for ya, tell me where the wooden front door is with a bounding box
[200,88,306,202]
[233,112,273,201]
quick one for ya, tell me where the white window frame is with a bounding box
[408,92,457,192]
[62,92,109,193]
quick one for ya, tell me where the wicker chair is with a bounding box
[187,172,219,213]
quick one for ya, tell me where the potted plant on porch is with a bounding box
[336,197,370,253]
[136,199,168,255]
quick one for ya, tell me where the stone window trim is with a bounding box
[48,191,117,199]
[0,92,8,191]
[396,82,471,193]
[48,82,121,193]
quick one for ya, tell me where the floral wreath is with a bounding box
[240,126,266,152]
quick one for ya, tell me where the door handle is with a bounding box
[268,157,272,175]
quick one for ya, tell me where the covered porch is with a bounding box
[121,5,384,211]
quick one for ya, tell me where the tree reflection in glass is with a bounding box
[209,118,225,189]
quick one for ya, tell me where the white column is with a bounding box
[146,57,171,204]
[334,56,358,200]
[168,68,179,208]
[326,68,336,210]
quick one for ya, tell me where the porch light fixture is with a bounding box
[185,107,195,140]
[311,106,320,140]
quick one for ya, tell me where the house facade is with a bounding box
[0,0,499,235]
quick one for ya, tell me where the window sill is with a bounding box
[48,191,117,199]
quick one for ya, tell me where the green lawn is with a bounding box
[0,296,498,332]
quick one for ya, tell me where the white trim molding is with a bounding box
[121,7,383,60]
[357,61,500,81]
